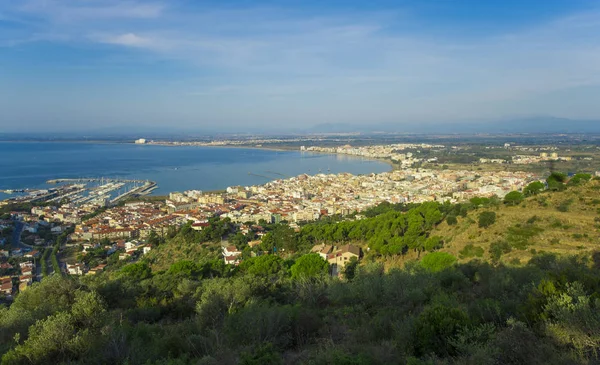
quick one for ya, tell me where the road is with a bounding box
[11,221,27,250]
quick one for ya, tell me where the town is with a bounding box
[0,156,543,299]
[2,140,600,299]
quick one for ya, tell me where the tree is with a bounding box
[119,262,152,281]
[567,173,592,186]
[504,191,524,206]
[342,257,359,281]
[239,255,284,277]
[290,254,328,279]
[547,172,567,191]
[231,232,250,250]
[524,181,545,196]
[478,211,496,228]
[264,224,298,252]
[168,260,201,278]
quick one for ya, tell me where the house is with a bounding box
[222,245,242,265]
[20,261,34,274]
[311,244,334,260]
[224,254,241,265]
[24,250,40,259]
[191,221,210,231]
[223,245,241,256]
[124,241,137,250]
[327,244,361,270]
[87,264,107,275]
[0,277,12,295]
[142,245,152,255]
[67,263,85,275]
[19,275,33,284]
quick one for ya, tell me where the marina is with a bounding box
[1,178,157,207]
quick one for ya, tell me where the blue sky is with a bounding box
[1,0,599,133]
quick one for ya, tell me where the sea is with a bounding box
[0,142,390,199]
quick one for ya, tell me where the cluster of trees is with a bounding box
[1,251,600,364]
[301,202,446,256]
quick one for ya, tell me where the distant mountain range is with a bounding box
[308,117,600,134]
[2,117,599,140]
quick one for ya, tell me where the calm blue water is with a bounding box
[0,142,390,197]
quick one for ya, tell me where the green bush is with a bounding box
[420,252,457,272]
[413,301,470,356]
[478,211,496,228]
[556,199,573,212]
[489,240,512,264]
[446,215,458,226]
[459,244,484,259]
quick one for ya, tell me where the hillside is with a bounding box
[2,176,600,364]
[434,179,600,265]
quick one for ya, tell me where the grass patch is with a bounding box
[459,244,484,259]
[506,224,544,250]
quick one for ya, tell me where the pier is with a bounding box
[110,181,157,204]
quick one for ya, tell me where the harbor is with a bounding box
[1,178,157,207]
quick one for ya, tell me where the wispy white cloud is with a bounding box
[1,1,600,125]
[93,32,155,48]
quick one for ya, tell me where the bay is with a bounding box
[0,142,390,198]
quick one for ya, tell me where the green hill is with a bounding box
[433,179,600,265]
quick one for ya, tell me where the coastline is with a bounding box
[0,141,392,198]
[139,141,397,173]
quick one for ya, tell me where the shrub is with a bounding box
[459,244,484,259]
[420,252,457,272]
[446,215,458,226]
[413,301,470,356]
[478,211,496,228]
[557,199,573,212]
[489,241,512,264]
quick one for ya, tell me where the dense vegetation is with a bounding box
[2,251,600,364]
[1,174,600,364]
